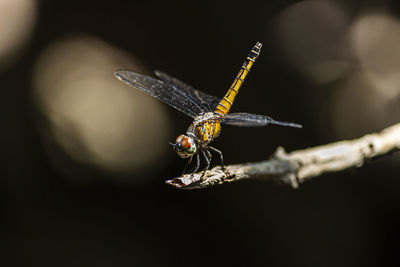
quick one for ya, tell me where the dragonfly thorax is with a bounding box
[173,134,197,158]
[190,112,222,145]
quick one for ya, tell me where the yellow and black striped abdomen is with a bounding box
[214,42,262,116]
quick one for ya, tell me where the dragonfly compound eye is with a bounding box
[174,135,197,158]
[180,137,192,149]
[181,136,197,154]
[175,134,184,143]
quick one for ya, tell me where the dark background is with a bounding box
[2,0,400,266]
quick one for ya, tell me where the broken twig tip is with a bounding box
[165,173,202,189]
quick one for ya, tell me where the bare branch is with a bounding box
[166,123,400,189]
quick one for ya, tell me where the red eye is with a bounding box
[180,137,192,149]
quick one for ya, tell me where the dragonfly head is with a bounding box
[171,134,197,158]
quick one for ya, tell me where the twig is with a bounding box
[166,123,400,189]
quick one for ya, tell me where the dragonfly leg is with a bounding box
[188,153,201,178]
[200,150,211,178]
[205,149,212,160]
[209,146,225,171]
[182,155,193,175]
[189,153,201,175]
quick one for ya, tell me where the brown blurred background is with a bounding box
[2,0,400,266]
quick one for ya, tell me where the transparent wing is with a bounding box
[222,112,302,128]
[154,70,221,112]
[115,70,210,118]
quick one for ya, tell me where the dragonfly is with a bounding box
[114,42,301,177]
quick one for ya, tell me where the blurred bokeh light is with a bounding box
[276,1,400,141]
[33,35,171,180]
[330,72,391,138]
[330,12,400,139]
[351,13,400,100]
[0,0,36,69]
[276,0,352,84]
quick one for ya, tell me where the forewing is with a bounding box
[222,112,302,128]
[154,70,221,112]
[115,70,206,118]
